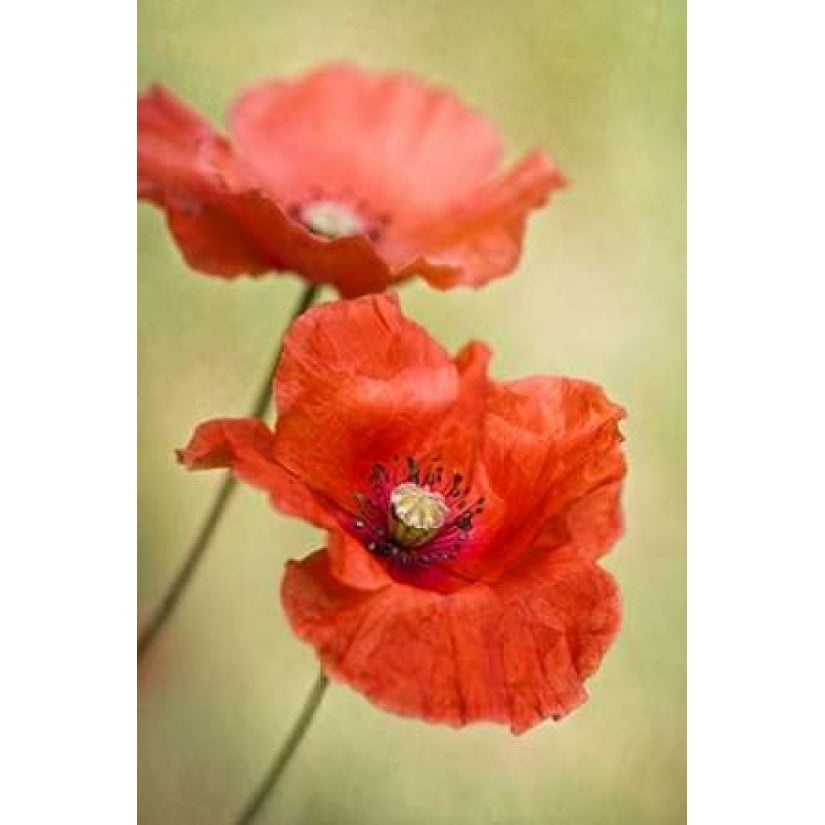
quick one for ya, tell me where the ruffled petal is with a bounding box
[137,85,219,203]
[272,295,489,512]
[392,150,567,289]
[477,375,626,572]
[165,185,393,293]
[325,530,393,591]
[281,540,620,733]
[229,63,503,224]
[138,87,277,276]
[176,418,334,528]
[565,479,625,560]
[163,195,276,277]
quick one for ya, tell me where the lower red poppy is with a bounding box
[178,294,626,732]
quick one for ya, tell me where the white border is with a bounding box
[689,2,825,822]
[1,1,136,822]
[2,0,825,822]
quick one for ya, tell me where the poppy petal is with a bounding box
[138,88,280,276]
[394,150,567,289]
[272,295,487,512]
[228,63,503,223]
[325,530,392,591]
[137,85,218,203]
[176,418,334,528]
[478,375,626,569]
[565,479,625,560]
[165,185,392,293]
[164,197,276,277]
[282,542,620,733]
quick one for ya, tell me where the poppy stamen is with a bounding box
[351,456,486,572]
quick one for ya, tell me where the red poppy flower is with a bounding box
[138,64,566,297]
[178,295,626,733]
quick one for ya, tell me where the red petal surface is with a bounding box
[392,150,567,288]
[176,417,334,529]
[479,375,626,566]
[272,295,487,513]
[165,185,392,293]
[282,541,620,733]
[229,63,503,225]
[137,85,218,203]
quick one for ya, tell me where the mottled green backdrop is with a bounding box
[138,1,686,822]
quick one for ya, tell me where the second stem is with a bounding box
[138,282,321,661]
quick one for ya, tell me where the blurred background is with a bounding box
[138,1,685,823]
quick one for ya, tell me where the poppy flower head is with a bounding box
[178,295,626,733]
[138,64,567,296]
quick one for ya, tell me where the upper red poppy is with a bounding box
[138,64,567,297]
[178,295,626,733]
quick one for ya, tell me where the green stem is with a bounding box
[138,282,321,661]
[234,670,330,825]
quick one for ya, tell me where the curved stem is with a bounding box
[138,282,321,661]
[234,670,329,825]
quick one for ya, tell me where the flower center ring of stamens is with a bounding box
[352,456,486,571]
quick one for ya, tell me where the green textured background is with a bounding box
[138,1,686,823]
